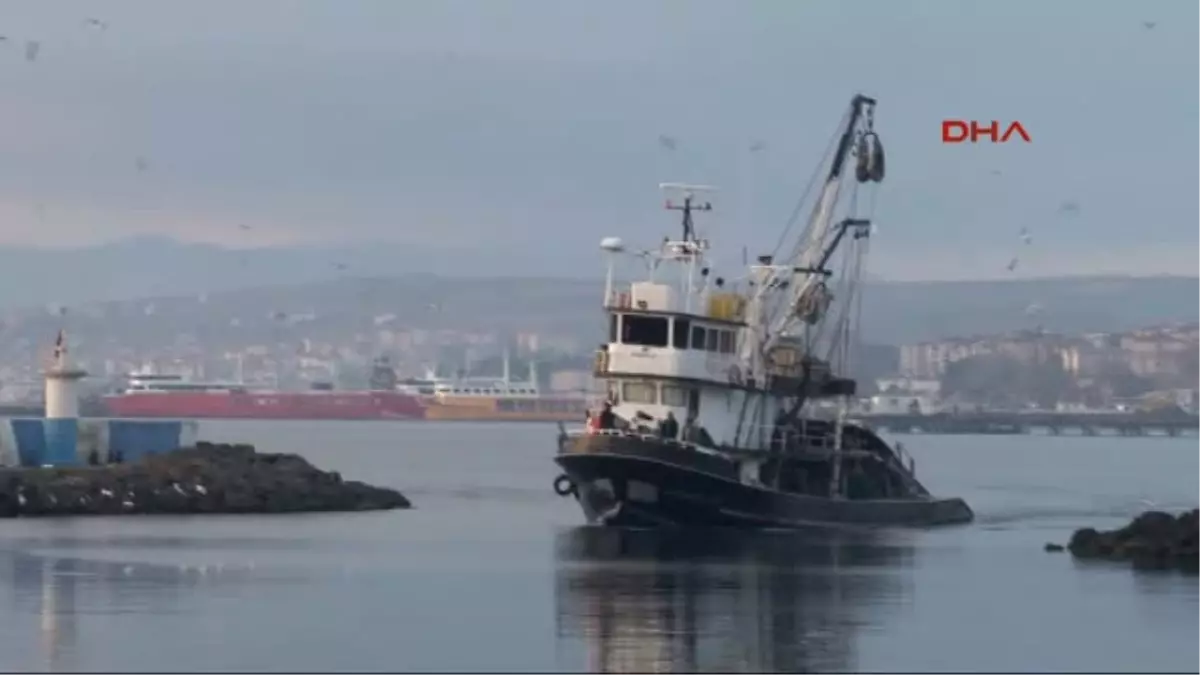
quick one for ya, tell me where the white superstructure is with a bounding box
[397,350,548,399]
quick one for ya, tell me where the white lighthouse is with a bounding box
[43,330,87,466]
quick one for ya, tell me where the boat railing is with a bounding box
[604,286,748,323]
[892,440,916,477]
[560,425,725,456]
[738,423,917,476]
[734,422,830,449]
[571,422,834,457]
[605,289,634,310]
[592,349,610,376]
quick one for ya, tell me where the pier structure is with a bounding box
[856,410,1199,437]
[0,331,198,468]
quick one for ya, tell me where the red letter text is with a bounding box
[942,120,968,143]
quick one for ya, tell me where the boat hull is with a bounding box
[554,433,973,528]
[101,391,426,421]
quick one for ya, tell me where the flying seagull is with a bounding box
[135,156,149,172]
[1142,21,1156,30]
[658,134,678,151]
[1006,257,1019,272]
[84,17,108,30]
[24,40,39,62]
[1019,227,1033,245]
[749,140,767,153]
[238,223,252,231]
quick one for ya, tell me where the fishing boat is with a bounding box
[552,94,973,528]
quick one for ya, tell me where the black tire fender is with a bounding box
[553,474,577,497]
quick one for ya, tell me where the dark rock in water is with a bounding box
[0,442,411,518]
[1044,542,1064,553]
[1065,509,1198,572]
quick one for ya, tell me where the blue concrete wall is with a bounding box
[108,420,189,463]
[0,419,192,467]
[43,419,79,467]
[10,419,46,467]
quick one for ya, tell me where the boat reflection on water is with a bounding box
[1,550,264,673]
[554,526,916,673]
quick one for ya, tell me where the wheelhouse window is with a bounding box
[719,330,735,354]
[621,381,658,404]
[609,314,619,342]
[621,315,669,347]
[672,318,690,349]
[661,384,691,407]
[690,325,706,350]
[705,328,719,352]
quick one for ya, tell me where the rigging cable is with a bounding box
[825,188,860,369]
[823,161,878,374]
[769,107,852,262]
[837,176,878,377]
[756,111,846,360]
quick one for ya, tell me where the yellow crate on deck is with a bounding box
[707,293,746,321]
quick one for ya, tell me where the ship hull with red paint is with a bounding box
[100,391,426,421]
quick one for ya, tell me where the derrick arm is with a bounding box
[765,94,875,349]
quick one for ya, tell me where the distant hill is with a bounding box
[1,237,1195,346]
[0,235,557,309]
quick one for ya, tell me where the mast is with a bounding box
[659,183,716,315]
[664,188,712,244]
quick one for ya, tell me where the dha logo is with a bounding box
[942,120,1031,144]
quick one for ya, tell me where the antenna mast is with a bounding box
[665,190,711,243]
[660,183,716,248]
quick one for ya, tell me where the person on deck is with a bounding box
[659,411,679,440]
[585,410,600,434]
[597,402,616,430]
[770,410,787,453]
[681,413,715,447]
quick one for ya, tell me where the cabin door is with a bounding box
[687,388,700,420]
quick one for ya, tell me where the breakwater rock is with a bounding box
[0,442,411,517]
[1066,509,1198,572]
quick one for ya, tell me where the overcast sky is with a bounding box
[0,0,1196,281]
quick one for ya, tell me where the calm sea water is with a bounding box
[0,421,1196,673]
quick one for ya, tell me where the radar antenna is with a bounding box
[660,183,715,244]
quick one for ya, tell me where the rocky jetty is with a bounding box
[1065,509,1198,572]
[0,442,411,517]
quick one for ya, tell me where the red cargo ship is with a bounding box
[101,373,426,420]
